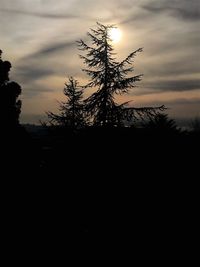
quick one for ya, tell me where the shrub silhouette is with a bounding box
[0,50,22,128]
[144,113,180,134]
[190,117,200,133]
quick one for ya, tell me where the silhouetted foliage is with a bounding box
[0,50,22,127]
[190,117,200,133]
[0,50,11,85]
[47,77,86,129]
[144,113,180,134]
[77,22,165,126]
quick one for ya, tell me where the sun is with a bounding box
[108,28,122,43]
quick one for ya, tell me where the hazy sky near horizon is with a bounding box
[0,0,199,123]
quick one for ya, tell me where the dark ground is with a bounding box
[1,126,199,256]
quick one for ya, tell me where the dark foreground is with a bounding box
[1,126,199,256]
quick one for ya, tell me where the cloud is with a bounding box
[16,66,54,83]
[143,56,200,78]
[0,8,78,19]
[164,98,200,105]
[14,39,76,83]
[24,40,75,59]
[135,97,200,107]
[145,79,200,92]
[22,86,53,98]
[142,0,200,22]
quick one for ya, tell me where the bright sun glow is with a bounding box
[109,28,122,43]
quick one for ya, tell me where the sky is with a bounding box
[0,0,199,124]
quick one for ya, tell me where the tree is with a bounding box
[47,77,85,129]
[190,117,200,133]
[77,22,165,127]
[0,49,12,85]
[144,113,180,134]
[0,50,22,127]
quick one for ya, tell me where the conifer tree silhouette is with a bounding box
[191,117,200,133]
[47,77,85,129]
[77,22,165,126]
[0,50,22,127]
[144,113,180,134]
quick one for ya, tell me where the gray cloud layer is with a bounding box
[142,0,200,21]
[145,79,200,92]
[0,8,78,19]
